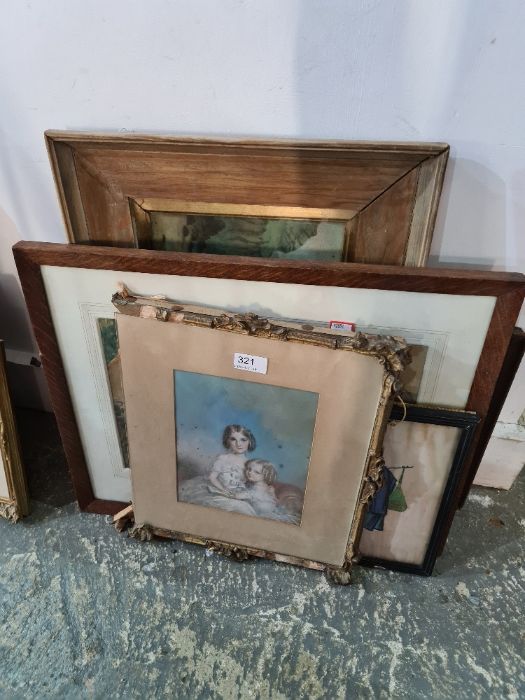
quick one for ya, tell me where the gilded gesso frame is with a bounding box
[45,131,449,266]
[113,289,410,580]
[12,242,525,557]
[0,341,29,522]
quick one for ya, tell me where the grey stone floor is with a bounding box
[0,410,524,699]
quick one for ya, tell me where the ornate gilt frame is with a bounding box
[113,287,410,582]
[0,341,29,522]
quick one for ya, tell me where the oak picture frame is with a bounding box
[45,131,449,267]
[12,242,525,558]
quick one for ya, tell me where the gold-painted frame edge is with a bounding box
[404,149,449,266]
[0,341,29,522]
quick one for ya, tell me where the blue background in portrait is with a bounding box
[174,371,319,489]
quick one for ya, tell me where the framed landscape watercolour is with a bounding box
[113,295,409,577]
[359,404,479,575]
[13,243,525,559]
[45,131,449,266]
[130,203,348,262]
[0,341,29,522]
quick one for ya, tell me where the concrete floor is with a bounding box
[0,410,524,699]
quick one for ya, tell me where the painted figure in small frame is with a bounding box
[360,404,480,574]
[174,372,319,525]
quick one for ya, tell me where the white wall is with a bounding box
[1,0,524,382]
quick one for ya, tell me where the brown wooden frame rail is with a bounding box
[13,242,525,553]
[465,326,525,502]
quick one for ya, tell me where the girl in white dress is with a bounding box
[178,424,257,515]
[208,424,256,496]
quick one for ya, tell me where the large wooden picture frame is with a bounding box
[0,341,29,522]
[13,243,525,556]
[45,131,449,266]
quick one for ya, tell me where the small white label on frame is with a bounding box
[233,352,268,375]
[329,320,356,331]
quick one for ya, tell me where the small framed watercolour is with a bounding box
[0,341,29,522]
[359,404,479,575]
[45,131,449,266]
[113,293,410,579]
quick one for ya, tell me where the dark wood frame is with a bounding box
[464,326,525,500]
[45,131,449,267]
[12,242,525,554]
[360,404,480,576]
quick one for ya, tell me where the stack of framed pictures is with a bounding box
[10,132,524,577]
[13,241,525,575]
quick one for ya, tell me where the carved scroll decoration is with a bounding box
[112,284,411,375]
[128,523,154,542]
[0,501,20,523]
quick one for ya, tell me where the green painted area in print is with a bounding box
[98,318,119,363]
[97,318,129,469]
[148,213,346,261]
